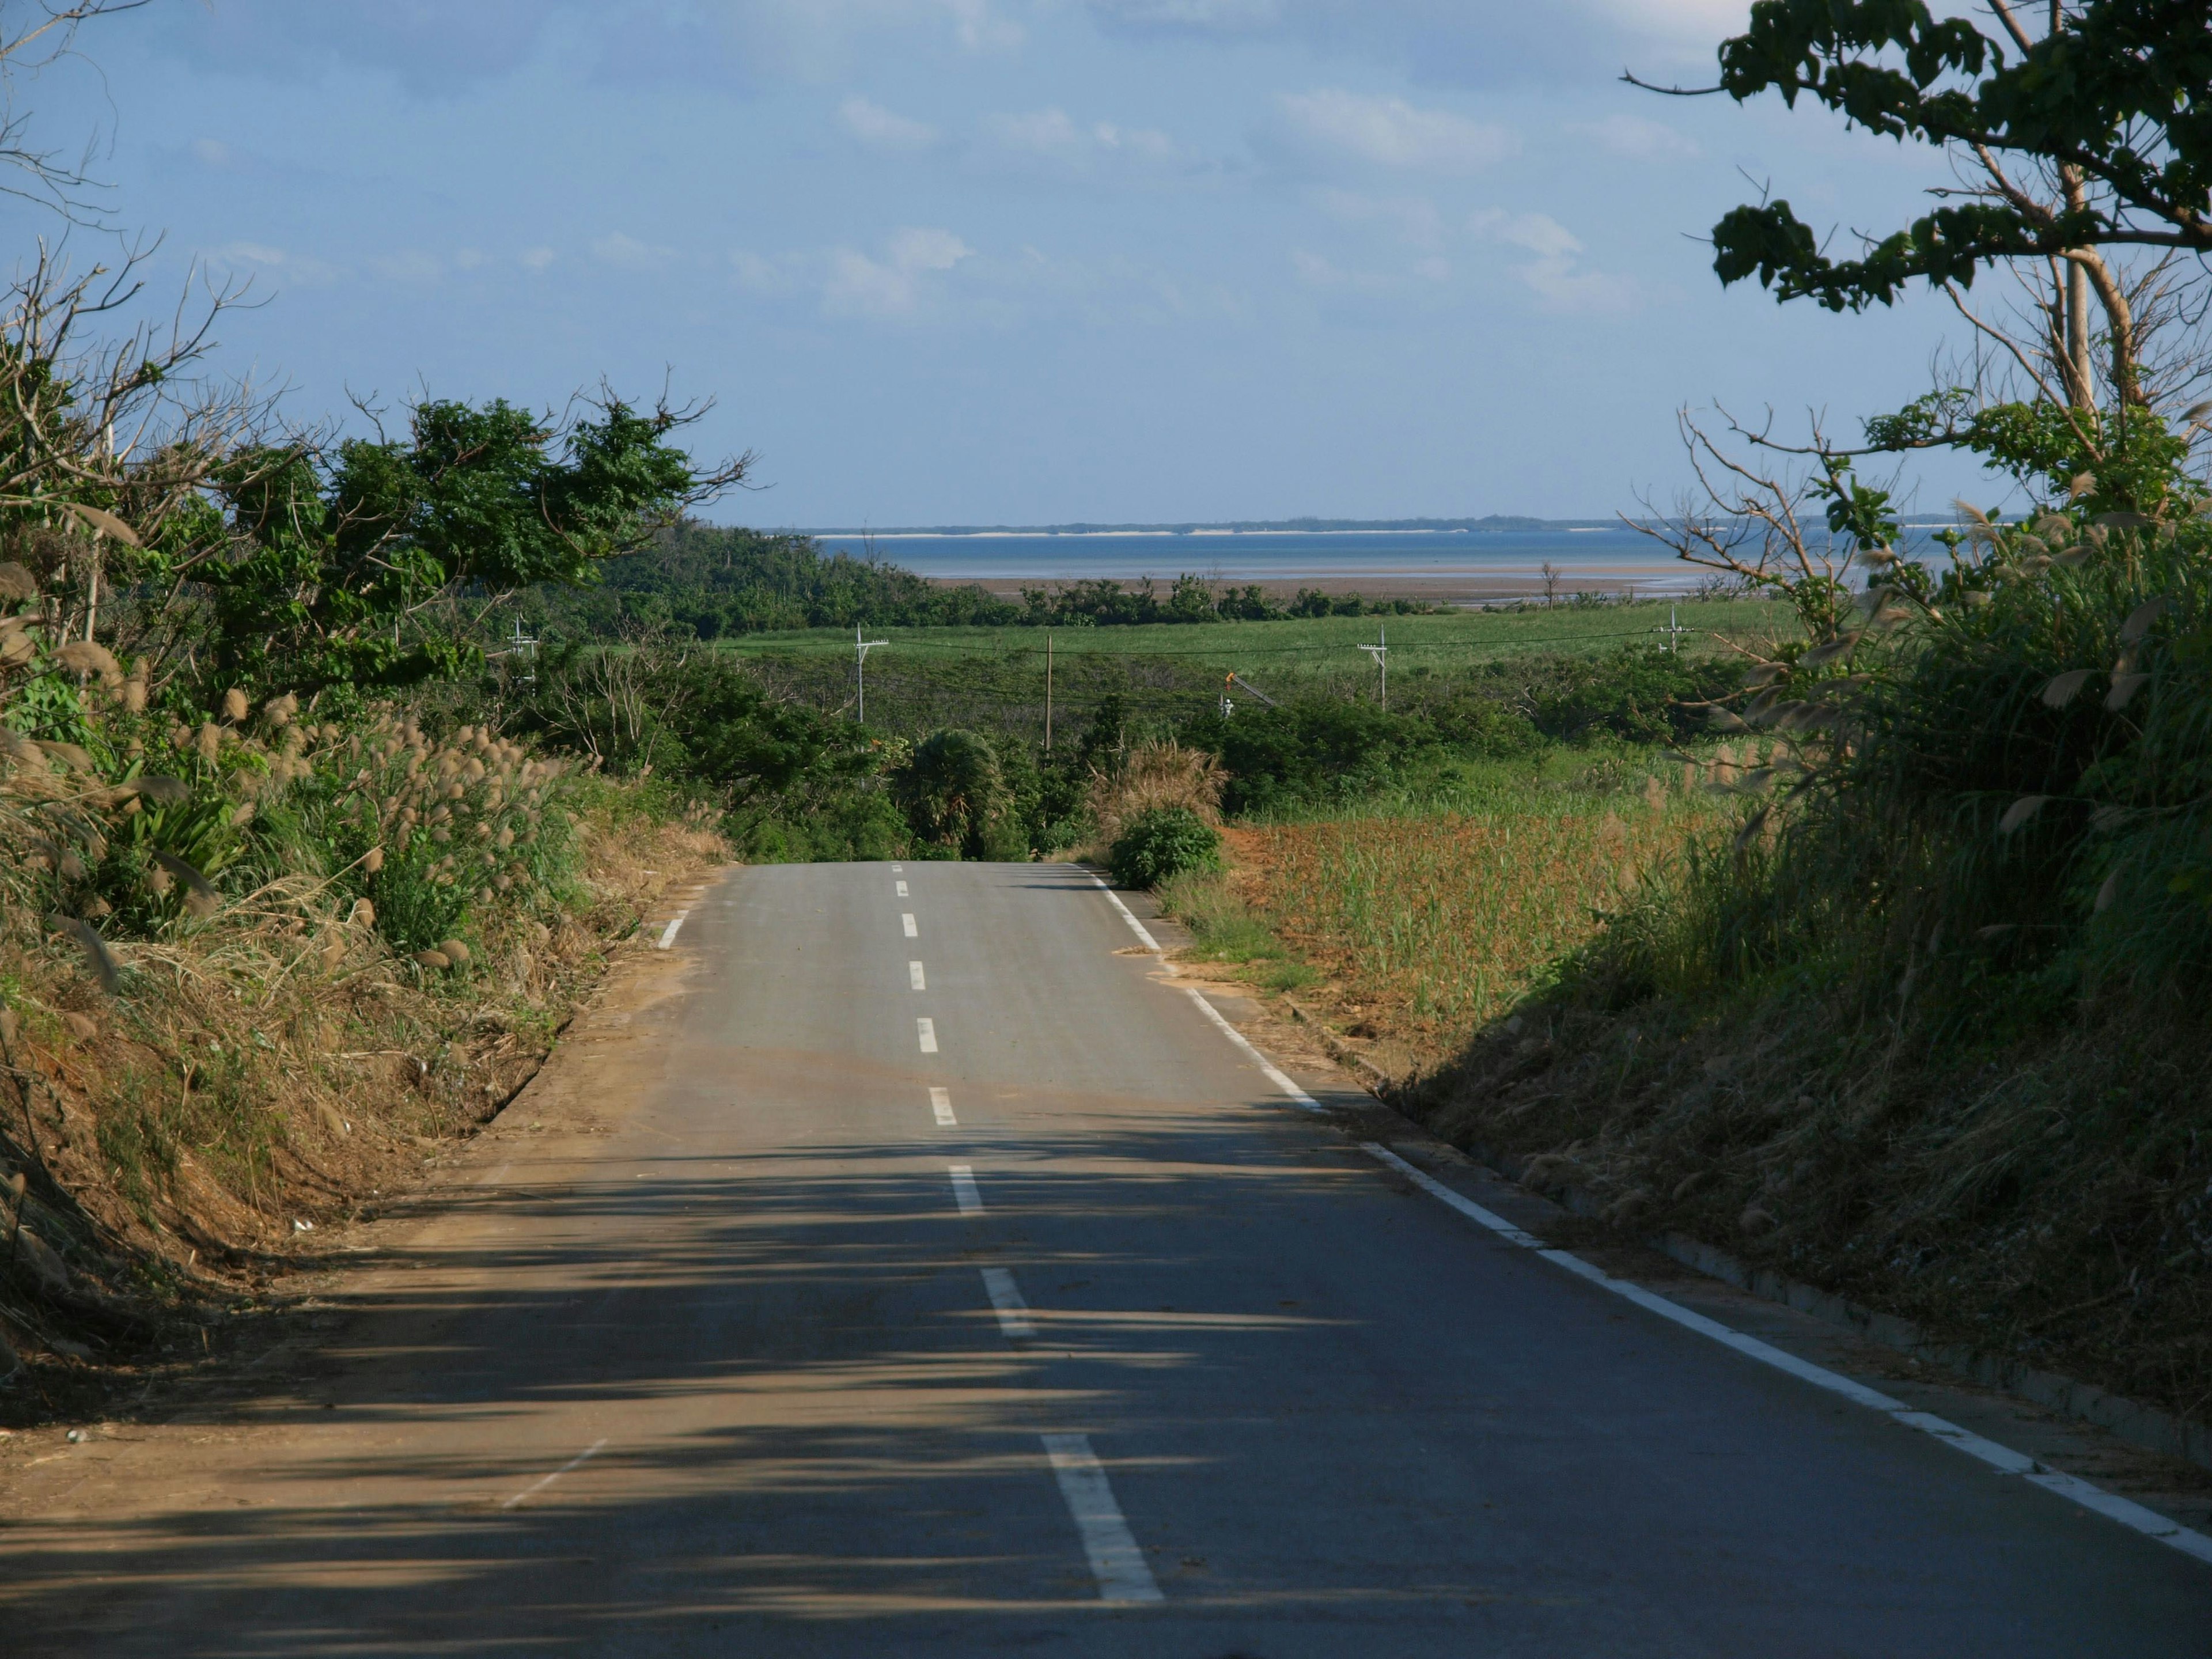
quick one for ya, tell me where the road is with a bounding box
[5,858,2211,1655]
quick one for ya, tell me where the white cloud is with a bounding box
[731,250,800,293]
[1290,247,1446,294]
[1475,210,1581,260]
[840,94,938,150]
[372,249,444,283]
[1081,0,1281,29]
[592,231,676,270]
[1585,0,1749,47]
[1517,260,1640,312]
[1316,188,1443,249]
[824,226,975,317]
[1274,89,1516,173]
[1572,112,1702,160]
[984,108,1183,173]
[520,246,556,272]
[1472,210,1638,313]
[204,241,342,286]
[991,107,1082,155]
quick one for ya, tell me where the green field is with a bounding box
[710,596,1786,677]
[713,597,1786,741]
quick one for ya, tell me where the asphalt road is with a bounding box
[6,859,2212,1655]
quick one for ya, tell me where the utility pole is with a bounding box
[505,616,540,684]
[1044,628,1053,753]
[855,625,889,724]
[1358,624,1388,710]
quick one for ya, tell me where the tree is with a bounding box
[1645,1,2212,499]
[0,2,150,224]
[1638,1,2212,514]
[187,392,751,692]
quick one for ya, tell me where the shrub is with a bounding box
[1108,805,1222,888]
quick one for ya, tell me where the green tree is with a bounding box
[1649,1,2212,507]
[195,395,747,693]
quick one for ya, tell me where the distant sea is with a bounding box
[809,527,1700,603]
[804,524,1952,605]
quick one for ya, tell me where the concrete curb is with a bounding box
[1278,995,1395,1093]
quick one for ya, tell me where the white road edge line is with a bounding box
[918,1016,938,1054]
[1183,988,1324,1114]
[1086,873,1161,950]
[654,910,690,949]
[902,912,919,938]
[949,1164,982,1216]
[930,1086,957,1127]
[1088,859,2212,1569]
[982,1266,1034,1339]
[500,1437,608,1511]
[1357,1141,2212,1567]
[1041,1433,1163,1604]
[909,960,927,991]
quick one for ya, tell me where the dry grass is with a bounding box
[1086,740,1225,844]
[1230,785,1723,1060]
[1411,984,2212,1430]
[0,685,725,1399]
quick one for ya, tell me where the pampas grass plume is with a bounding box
[2040,669,2094,707]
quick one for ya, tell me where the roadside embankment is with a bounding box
[0,702,726,1423]
[1159,772,2212,1453]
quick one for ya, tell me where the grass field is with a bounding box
[718,597,1790,738]
[710,596,1785,675]
[1162,751,1741,1062]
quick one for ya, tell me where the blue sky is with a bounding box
[18,1,1994,527]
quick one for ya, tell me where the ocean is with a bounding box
[809,527,1702,604]
[807,524,1953,606]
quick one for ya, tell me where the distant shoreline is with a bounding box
[789,516,1616,537]
[784,515,1961,539]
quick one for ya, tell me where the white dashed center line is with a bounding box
[1041,1434,1162,1604]
[981,1266,1034,1339]
[896,880,909,897]
[949,1164,983,1215]
[909,960,926,990]
[917,1017,938,1054]
[500,1438,608,1511]
[902,912,918,938]
[930,1086,956,1126]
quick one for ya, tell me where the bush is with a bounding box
[1108,805,1222,888]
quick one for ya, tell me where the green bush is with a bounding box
[1108,806,1222,888]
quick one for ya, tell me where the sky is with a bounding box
[9,0,2000,527]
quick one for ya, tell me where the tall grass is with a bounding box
[1235,774,1725,1048]
[1406,505,2212,1422]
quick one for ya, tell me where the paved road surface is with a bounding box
[6,860,2211,1654]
